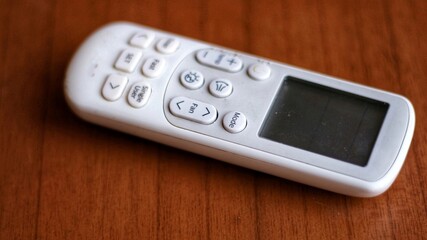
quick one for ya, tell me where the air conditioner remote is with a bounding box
[64,22,415,197]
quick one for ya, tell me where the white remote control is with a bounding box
[65,22,415,197]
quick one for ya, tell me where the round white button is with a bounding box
[209,78,233,98]
[223,111,247,133]
[180,70,204,90]
[248,63,271,80]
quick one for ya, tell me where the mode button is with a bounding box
[222,111,247,133]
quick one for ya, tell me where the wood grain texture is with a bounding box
[0,0,426,239]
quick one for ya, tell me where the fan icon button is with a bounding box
[209,78,233,98]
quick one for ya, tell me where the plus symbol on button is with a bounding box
[227,58,237,65]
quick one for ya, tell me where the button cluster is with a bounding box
[173,68,239,131]
[105,33,272,134]
[168,95,247,133]
[168,49,273,133]
[195,49,271,81]
[179,70,233,98]
[172,67,243,132]
[102,30,180,108]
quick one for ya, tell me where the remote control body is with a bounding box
[65,22,415,197]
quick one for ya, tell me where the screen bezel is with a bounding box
[251,69,410,182]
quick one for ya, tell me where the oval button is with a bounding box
[114,48,143,73]
[102,74,128,101]
[129,31,155,49]
[169,97,217,124]
[127,81,152,108]
[142,57,166,78]
[196,49,243,72]
[156,38,180,54]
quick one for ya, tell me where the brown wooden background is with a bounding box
[1,0,426,239]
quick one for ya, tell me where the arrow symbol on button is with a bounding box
[202,107,210,116]
[110,82,120,89]
[176,100,184,110]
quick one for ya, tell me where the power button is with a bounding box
[247,63,271,80]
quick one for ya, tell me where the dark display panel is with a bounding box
[259,77,389,166]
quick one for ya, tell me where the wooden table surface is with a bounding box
[1,0,426,239]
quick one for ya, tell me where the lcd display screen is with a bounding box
[259,77,389,166]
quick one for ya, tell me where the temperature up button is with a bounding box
[196,49,243,73]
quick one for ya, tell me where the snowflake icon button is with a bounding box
[180,70,204,90]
